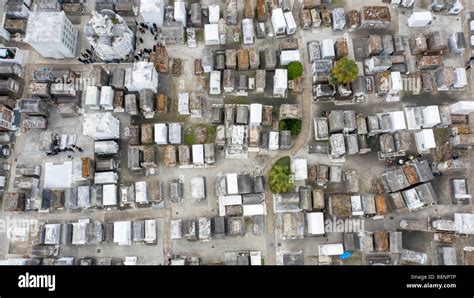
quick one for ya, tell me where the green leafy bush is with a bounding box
[287,61,303,80]
[332,57,358,85]
[279,119,301,136]
[269,157,294,193]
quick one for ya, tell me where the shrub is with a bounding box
[332,57,358,85]
[287,61,303,80]
[269,157,293,193]
[279,119,301,136]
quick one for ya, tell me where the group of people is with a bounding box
[46,145,83,158]
[46,135,84,158]
[135,45,159,60]
[134,22,162,61]
[78,48,94,64]
[465,57,473,70]
[138,22,158,35]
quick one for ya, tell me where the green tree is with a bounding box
[332,57,358,85]
[269,157,294,193]
[287,61,303,80]
[279,119,301,136]
[328,76,338,87]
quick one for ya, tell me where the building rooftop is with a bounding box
[84,10,134,61]
[25,11,69,44]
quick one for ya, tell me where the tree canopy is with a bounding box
[332,57,358,85]
[279,119,302,136]
[287,61,303,80]
[269,157,294,193]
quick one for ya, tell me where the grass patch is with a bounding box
[269,156,293,194]
[197,124,216,143]
[184,124,216,146]
[223,97,253,105]
[195,29,204,43]
[367,136,380,152]
[273,106,280,118]
[433,128,449,144]
[177,115,190,122]
[167,98,173,114]
[184,129,196,146]
[279,119,301,136]
[340,251,363,265]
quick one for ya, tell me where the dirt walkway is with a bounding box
[263,67,313,264]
